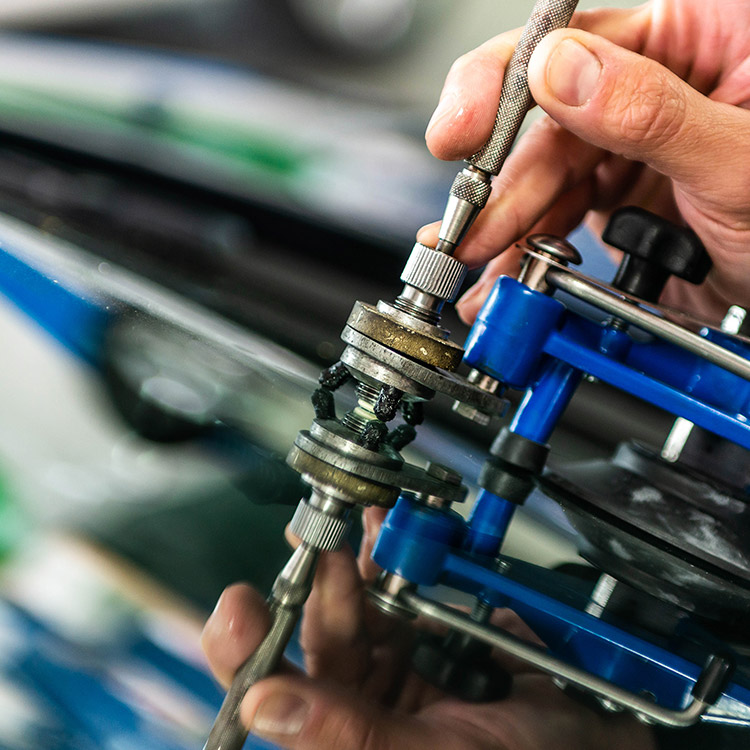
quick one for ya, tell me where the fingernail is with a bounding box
[201,591,226,644]
[363,511,379,548]
[456,282,483,310]
[252,693,309,738]
[416,224,433,243]
[426,91,458,135]
[546,38,601,106]
[201,613,217,645]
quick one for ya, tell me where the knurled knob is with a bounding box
[289,498,351,551]
[450,170,492,207]
[400,243,467,301]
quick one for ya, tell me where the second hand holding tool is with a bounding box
[204,1,579,747]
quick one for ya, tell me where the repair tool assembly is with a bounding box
[205,0,750,746]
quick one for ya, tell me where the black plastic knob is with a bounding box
[603,207,712,303]
[411,630,512,702]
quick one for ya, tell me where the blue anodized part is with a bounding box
[545,325,750,448]
[440,552,750,713]
[463,282,602,555]
[508,358,582,444]
[372,495,465,586]
[626,328,750,419]
[382,263,750,718]
[464,488,516,558]
[464,277,565,389]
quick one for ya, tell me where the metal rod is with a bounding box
[546,268,750,382]
[204,492,352,749]
[469,0,579,176]
[400,590,715,728]
[204,542,321,749]
[203,599,303,750]
[436,0,579,252]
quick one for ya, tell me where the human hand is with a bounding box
[419,1,750,324]
[202,508,654,750]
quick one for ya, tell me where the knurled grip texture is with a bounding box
[204,604,299,750]
[450,171,493,208]
[469,0,578,175]
[401,242,468,301]
[289,499,351,551]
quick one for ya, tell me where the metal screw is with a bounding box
[526,234,582,265]
[426,462,461,485]
[342,382,380,433]
[660,416,694,463]
[721,305,748,335]
[519,234,582,293]
[599,698,624,713]
[585,573,618,618]
[452,369,503,425]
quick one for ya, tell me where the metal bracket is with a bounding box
[398,590,730,728]
[544,265,750,382]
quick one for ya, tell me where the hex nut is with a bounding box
[451,399,492,426]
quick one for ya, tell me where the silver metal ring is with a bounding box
[449,170,492,207]
[400,243,467,301]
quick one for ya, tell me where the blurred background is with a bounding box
[0,0,633,111]
[0,1,653,748]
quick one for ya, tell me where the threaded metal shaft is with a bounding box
[393,294,442,325]
[342,382,381,433]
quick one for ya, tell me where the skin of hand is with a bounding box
[202,508,656,750]
[199,4,750,746]
[417,1,750,325]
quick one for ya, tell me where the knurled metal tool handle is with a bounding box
[438,0,578,251]
[203,603,300,750]
[470,0,578,176]
[204,497,351,750]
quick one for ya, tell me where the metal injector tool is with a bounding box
[434,0,578,256]
[203,1,578,747]
[204,490,352,750]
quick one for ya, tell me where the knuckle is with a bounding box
[447,51,475,79]
[606,69,686,151]
[316,710,388,750]
[528,113,566,140]
[361,722,389,750]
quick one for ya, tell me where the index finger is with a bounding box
[201,583,274,688]
[425,5,649,162]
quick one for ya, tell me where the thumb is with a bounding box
[527,29,750,198]
[240,674,476,750]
